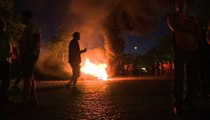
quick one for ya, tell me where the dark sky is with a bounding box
[14,0,210,54]
[14,0,72,40]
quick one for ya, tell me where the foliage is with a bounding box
[47,25,72,61]
[0,0,24,46]
[0,0,13,19]
[121,35,174,71]
[144,35,173,64]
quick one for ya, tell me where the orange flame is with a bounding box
[81,58,108,80]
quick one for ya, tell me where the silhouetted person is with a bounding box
[20,10,41,105]
[167,0,201,115]
[0,16,13,104]
[66,32,86,92]
[198,23,210,97]
[154,62,158,76]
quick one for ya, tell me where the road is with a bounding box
[0,76,210,120]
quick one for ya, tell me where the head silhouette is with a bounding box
[21,9,33,24]
[73,32,80,40]
[175,0,189,15]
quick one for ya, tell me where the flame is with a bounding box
[81,58,108,80]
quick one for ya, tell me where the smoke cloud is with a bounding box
[34,0,173,78]
[64,0,172,57]
[19,0,173,78]
[17,0,210,78]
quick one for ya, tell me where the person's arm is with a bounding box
[6,35,13,63]
[9,35,13,55]
[167,15,191,33]
[167,15,186,39]
[31,34,41,51]
[167,15,176,32]
[80,48,87,54]
[10,39,20,59]
[29,22,41,54]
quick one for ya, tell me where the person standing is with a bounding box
[0,16,13,104]
[197,21,210,98]
[66,32,86,92]
[20,9,41,105]
[167,0,201,115]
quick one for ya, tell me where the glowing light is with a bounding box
[81,58,108,80]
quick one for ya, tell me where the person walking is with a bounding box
[65,32,86,92]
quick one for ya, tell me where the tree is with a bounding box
[155,36,173,61]
[144,35,173,64]
[0,0,24,46]
[47,25,71,62]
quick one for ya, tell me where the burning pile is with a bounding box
[81,58,108,80]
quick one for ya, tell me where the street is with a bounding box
[1,76,210,120]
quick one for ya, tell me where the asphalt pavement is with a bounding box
[0,76,210,120]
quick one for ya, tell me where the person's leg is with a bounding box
[65,68,77,92]
[0,61,10,102]
[185,53,199,107]
[21,58,34,103]
[14,65,22,86]
[13,69,22,89]
[30,74,38,104]
[197,50,208,96]
[22,74,32,103]
[173,54,185,106]
[72,64,80,89]
[66,64,74,86]
[29,56,38,103]
[173,52,185,115]
[14,74,22,87]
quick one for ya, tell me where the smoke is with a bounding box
[34,0,173,78]
[22,0,173,78]
[18,0,210,78]
[35,49,71,80]
[60,0,172,76]
[64,0,172,57]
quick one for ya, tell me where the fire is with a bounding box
[81,58,108,80]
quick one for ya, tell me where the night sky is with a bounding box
[14,0,210,54]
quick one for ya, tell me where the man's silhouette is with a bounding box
[66,32,86,92]
[167,0,201,115]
